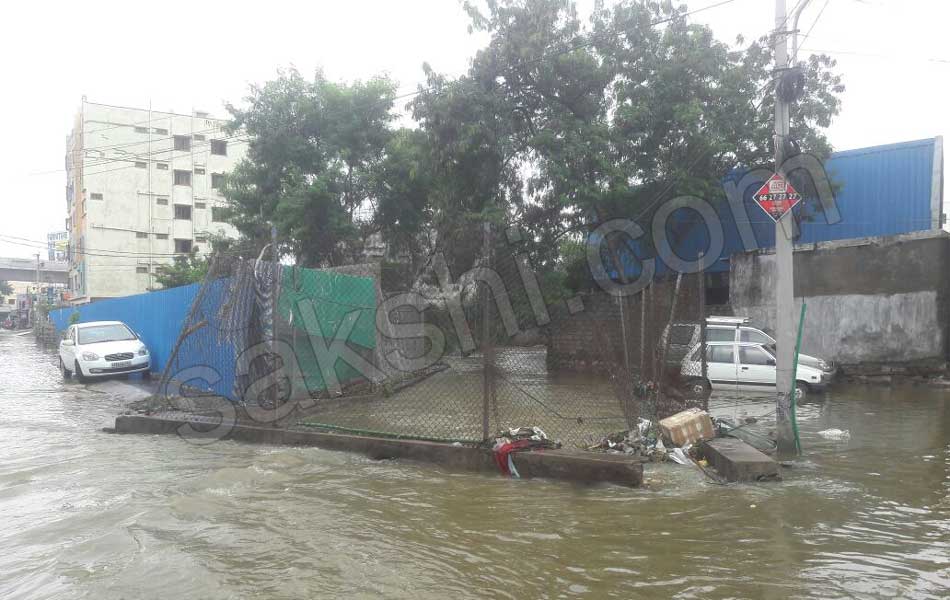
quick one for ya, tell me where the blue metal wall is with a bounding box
[49,280,242,399]
[607,137,941,277]
[49,283,200,376]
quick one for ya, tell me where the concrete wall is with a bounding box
[730,231,950,366]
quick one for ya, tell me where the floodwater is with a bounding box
[1,332,948,599]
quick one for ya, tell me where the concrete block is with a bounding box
[114,414,644,487]
[700,438,780,483]
[511,450,643,487]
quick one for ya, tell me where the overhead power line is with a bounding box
[31,132,250,177]
[385,0,747,110]
[799,47,950,64]
[799,0,831,51]
[0,233,232,260]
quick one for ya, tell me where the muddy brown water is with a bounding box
[1,332,948,599]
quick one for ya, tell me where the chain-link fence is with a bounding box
[152,223,708,448]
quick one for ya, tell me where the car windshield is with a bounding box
[78,324,136,345]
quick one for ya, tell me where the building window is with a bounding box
[156,196,168,205]
[194,167,206,175]
[7,298,14,305]
[173,204,192,220]
[194,235,207,243]
[155,233,169,240]
[174,239,192,253]
[156,163,169,170]
[135,161,147,169]
[136,266,149,273]
[174,135,191,151]
[210,139,227,155]
[211,173,225,189]
[194,201,206,209]
[193,134,206,141]
[211,207,225,222]
[154,127,168,135]
[90,192,103,200]
[134,126,149,134]
[173,170,192,186]
[135,232,148,239]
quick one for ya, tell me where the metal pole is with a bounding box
[481,222,493,441]
[655,272,683,405]
[698,271,708,411]
[774,0,798,455]
[271,224,279,417]
[639,288,646,377]
[619,294,630,373]
[34,253,40,327]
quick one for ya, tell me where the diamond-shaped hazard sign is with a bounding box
[754,173,801,222]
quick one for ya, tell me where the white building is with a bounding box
[65,99,245,302]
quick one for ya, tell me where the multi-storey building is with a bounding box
[65,98,245,302]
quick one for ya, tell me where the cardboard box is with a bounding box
[659,408,715,447]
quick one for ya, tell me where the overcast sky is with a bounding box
[2,0,946,260]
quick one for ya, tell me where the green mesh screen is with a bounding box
[279,266,377,394]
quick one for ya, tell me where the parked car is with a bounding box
[681,340,828,399]
[59,321,150,383]
[662,316,837,379]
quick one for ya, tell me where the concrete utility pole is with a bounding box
[33,253,41,328]
[773,0,809,455]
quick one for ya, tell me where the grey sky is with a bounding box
[2,0,946,260]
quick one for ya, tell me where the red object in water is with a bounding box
[493,439,532,476]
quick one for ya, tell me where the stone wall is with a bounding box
[729,231,950,369]
[546,273,704,373]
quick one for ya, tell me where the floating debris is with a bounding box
[818,428,851,441]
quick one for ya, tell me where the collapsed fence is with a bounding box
[149,226,708,448]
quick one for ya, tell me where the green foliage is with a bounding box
[455,0,843,281]
[68,311,80,325]
[0,280,12,296]
[153,251,210,289]
[222,69,397,267]
[217,0,843,295]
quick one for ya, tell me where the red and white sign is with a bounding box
[753,173,801,222]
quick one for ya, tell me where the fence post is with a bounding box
[270,224,280,417]
[698,271,708,411]
[481,222,494,441]
[639,287,646,378]
[655,271,683,407]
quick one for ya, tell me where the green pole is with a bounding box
[789,301,807,454]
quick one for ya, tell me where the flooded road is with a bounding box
[1,331,948,599]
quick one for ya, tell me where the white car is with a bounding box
[682,340,827,399]
[705,316,836,379]
[663,316,837,380]
[59,321,151,382]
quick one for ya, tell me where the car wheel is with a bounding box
[142,370,152,381]
[794,381,808,401]
[690,379,712,395]
[61,357,72,379]
[75,360,89,384]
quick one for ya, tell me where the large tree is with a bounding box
[219,0,843,290]
[425,0,844,284]
[222,69,397,266]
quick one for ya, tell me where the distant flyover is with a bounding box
[0,256,69,285]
